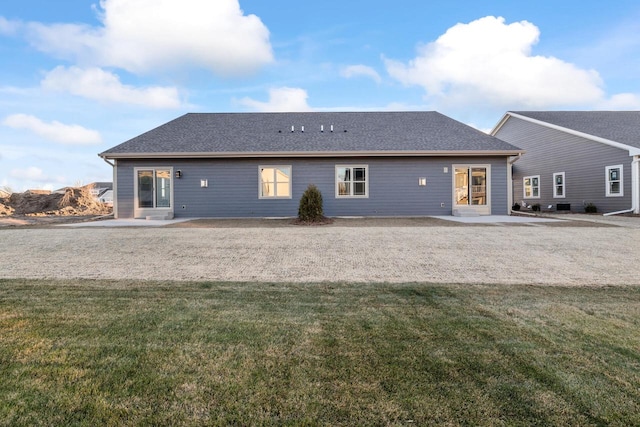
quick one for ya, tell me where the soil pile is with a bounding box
[0,187,112,216]
[0,202,13,215]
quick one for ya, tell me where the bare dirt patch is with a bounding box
[1,225,638,285]
[165,217,478,229]
[164,216,612,229]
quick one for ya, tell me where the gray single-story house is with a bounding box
[99,112,523,219]
[492,111,640,214]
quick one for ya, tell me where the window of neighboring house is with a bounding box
[259,166,291,198]
[523,175,540,199]
[336,165,368,197]
[137,168,171,208]
[553,172,565,198]
[606,165,623,197]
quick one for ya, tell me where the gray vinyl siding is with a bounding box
[496,117,633,213]
[114,160,134,218]
[114,156,509,218]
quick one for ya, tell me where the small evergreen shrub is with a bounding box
[585,203,597,213]
[298,184,324,222]
[532,203,540,212]
[512,203,521,211]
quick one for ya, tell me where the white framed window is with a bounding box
[523,175,540,199]
[606,165,623,197]
[553,172,565,198]
[336,165,368,198]
[259,166,291,199]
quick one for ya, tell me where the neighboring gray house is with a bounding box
[492,111,640,215]
[99,112,523,219]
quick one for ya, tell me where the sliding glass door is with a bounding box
[135,168,173,217]
[453,165,490,214]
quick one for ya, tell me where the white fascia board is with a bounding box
[506,112,640,156]
[99,149,525,160]
[489,113,511,136]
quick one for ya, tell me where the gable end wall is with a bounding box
[496,117,632,213]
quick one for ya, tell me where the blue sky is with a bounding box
[1,0,640,191]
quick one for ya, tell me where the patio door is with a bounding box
[453,165,491,215]
[134,168,173,218]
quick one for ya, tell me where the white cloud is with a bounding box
[25,0,273,76]
[0,16,20,35]
[341,65,382,84]
[2,114,102,145]
[238,87,313,112]
[598,93,640,109]
[42,66,182,108]
[10,166,47,181]
[9,167,67,189]
[384,16,606,108]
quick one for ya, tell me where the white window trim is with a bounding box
[259,165,292,199]
[606,165,623,197]
[523,175,540,199]
[335,164,369,198]
[553,172,565,199]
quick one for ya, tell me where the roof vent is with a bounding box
[321,125,324,132]
[301,126,304,133]
[331,125,334,132]
[291,126,294,133]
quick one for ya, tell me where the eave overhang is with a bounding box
[99,149,525,160]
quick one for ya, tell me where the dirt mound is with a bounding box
[0,202,14,215]
[0,187,112,216]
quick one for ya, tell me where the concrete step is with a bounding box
[145,213,174,220]
[452,209,480,217]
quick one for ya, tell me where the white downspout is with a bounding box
[604,155,639,216]
[101,157,117,219]
[508,154,522,214]
[633,155,639,214]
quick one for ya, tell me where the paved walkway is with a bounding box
[431,215,561,224]
[58,217,195,227]
[545,213,640,228]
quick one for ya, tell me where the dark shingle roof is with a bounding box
[100,112,521,158]
[512,111,640,149]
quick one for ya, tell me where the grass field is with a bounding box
[1,279,639,426]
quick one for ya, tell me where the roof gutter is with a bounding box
[508,152,522,164]
[99,149,525,160]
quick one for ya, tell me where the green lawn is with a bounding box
[1,280,639,426]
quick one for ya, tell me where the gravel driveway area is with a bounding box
[1,219,639,285]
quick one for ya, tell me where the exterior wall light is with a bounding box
[175,170,182,178]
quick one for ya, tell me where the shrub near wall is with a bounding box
[298,184,325,223]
